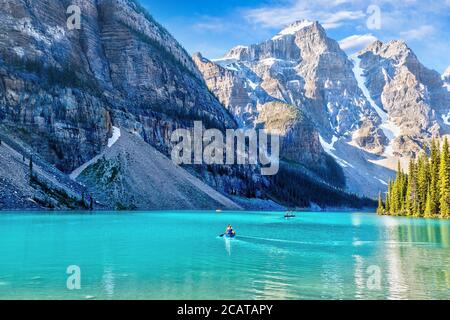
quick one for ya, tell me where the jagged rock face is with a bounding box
[194,52,340,177]
[197,21,380,141]
[0,0,111,171]
[351,122,387,154]
[255,102,325,167]
[357,40,450,157]
[0,0,235,172]
[192,53,255,127]
[193,21,387,186]
[195,22,450,162]
[97,0,235,129]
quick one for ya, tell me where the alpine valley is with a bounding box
[0,1,449,211]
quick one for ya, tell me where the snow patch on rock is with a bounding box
[16,18,50,45]
[442,112,450,125]
[444,83,450,92]
[247,79,259,90]
[212,58,240,71]
[319,135,353,168]
[108,126,121,148]
[375,177,388,186]
[46,25,66,41]
[351,55,401,155]
[272,20,314,40]
[70,127,121,180]
[319,135,338,153]
[13,47,25,58]
[261,58,282,67]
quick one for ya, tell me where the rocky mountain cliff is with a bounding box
[0,0,235,173]
[0,3,375,210]
[196,21,380,138]
[354,40,450,157]
[0,0,243,209]
[194,20,450,198]
[193,52,341,180]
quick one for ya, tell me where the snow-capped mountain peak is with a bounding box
[222,45,248,60]
[272,20,315,40]
[360,39,413,63]
[358,40,383,55]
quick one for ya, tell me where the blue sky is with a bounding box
[140,0,450,73]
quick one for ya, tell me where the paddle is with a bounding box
[220,232,237,238]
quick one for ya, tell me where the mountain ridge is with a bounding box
[194,20,450,198]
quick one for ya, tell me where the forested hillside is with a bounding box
[378,138,450,218]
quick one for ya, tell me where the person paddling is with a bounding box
[225,224,236,237]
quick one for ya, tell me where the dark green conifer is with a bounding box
[377,192,384,215]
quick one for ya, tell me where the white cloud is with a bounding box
[244,0,366,30]
[321,10,366,29]
[339,34,378,53]
[400,25,435,40]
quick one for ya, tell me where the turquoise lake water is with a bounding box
[0,211,449,300]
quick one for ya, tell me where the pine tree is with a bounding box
[29,156,34,183]
[425,188,432,217]
[402,171,408,213]
[385,181,391,214]
[82,192,86,208]
[439,138,450,218]
[394,161,401,214]
[386,179,393,214]
[377,192,384,215]
[428,139,439,217]
[389,161,407,215]
[405,159,414,216]
[399,163,408,214]
[429,138,440,216]
[417,154,429,217]
[392,177,399,214]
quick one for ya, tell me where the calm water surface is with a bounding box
[0,211,449,300]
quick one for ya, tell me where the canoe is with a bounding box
[224,233,236,238]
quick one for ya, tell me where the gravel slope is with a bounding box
[0,139,86,210]
[76,130,242,210]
